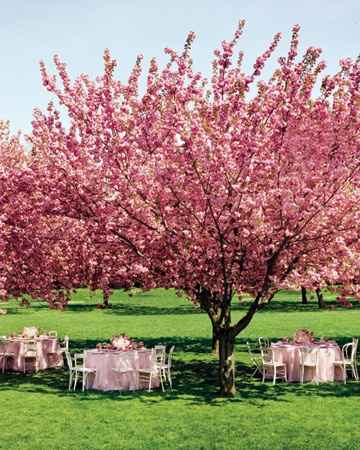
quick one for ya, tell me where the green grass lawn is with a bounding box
[0,288,360,450]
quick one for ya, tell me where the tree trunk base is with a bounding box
[218,331,236,396]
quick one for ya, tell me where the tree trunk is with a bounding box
[102,290,111,308]
[218,330,236,396]
[211,327,219,355]
[315,288,326,309]
[301,286,308,304]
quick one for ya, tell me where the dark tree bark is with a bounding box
[315,288,326,309]
[301,286,308,304]
[218,330,236,396]
[211,327,219,355]
[103,291,110,307]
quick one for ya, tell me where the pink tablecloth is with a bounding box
[0,336,63,372]
[84,349,160,391]
[271,342,343,382]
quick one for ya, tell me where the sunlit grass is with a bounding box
[0,288,359,449]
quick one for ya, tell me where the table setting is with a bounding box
[269,328,343,382]
[0,326,63,372]
[84,334,159,391]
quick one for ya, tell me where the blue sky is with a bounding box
[1,0,359,133]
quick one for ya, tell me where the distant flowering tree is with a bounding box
[30,22,360,395]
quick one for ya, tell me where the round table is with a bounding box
[0,336,63,372]
[84,349,159,391]
[271,341,344,382]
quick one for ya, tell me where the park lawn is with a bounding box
[0,289,359,450]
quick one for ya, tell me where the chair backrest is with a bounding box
[258,337,270,352]
[246,341,257,359]
[166,345,175,368]
[352,338,358,360]
[154,345,166,365]
[48,331,58,338]
[64,350,73,370]
[260,347,273,363]
[24,340,38,355]
[299,347,318,366]
[74,353,85,368]
[342,343,354,361]
[60,336,69,352]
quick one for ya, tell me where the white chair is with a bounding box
[112,359,137,390]
[261,348,287,385]
[333,340,359,383]
[160,345,175,390]
[246,341,263,377]
[0,350,14,373]
[65,351,96,391]
[299,347,318,384]
[137,349,165,392]
[48,331,58,338]
[23,340,39,373]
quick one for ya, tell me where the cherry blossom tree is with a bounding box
[29,22,360,395]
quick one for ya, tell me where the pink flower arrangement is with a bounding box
[111,334,132,350]
[293,328,315,344]
[111,334,145,351]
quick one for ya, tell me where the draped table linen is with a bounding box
[270,341,343,382]
[0,336,63,371]
[84,348,159,391]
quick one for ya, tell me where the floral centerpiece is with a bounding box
[22,326,39,338]
[95,334,145,351]
[111,334,132,350]
[293,328,315,344]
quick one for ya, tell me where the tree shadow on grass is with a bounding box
[0,335,359,405]
[3,295,360,317]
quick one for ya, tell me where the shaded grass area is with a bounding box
[0,288,359,449]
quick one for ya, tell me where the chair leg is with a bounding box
[82,373,86,392]
[2,356,5,374]
[68,371,73,390]
[74,371,78,390]
[159,370,165,392]
[262,367,266,383]
[352,363,359,381]
[148,372,152,392]
[273,366,276,385]
[284,366,287,382]
[343,365,346,384]
[168,368,172,390]
[314,366,319,385]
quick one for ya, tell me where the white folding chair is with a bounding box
[0,349,14,373]
[112,358,137,390]
[65,351,95,391]
[261,348,287,385]
[246,341,263,378]
[137,349,165,392]
[333,340,359,383]
[23,340,39,373]
[299,347,318,384]
[160,345,175,390]
[74,352,96,391]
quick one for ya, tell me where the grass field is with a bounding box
[0,288,360,450]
